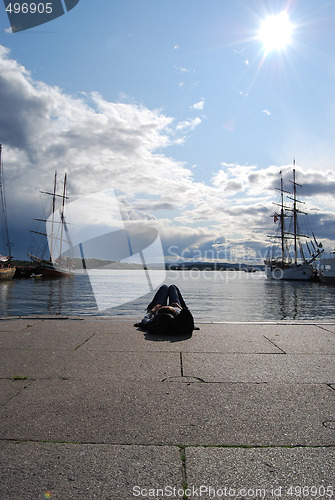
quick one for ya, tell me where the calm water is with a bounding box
[1,270,335,322]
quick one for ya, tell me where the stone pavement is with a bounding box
[0,317,334,499]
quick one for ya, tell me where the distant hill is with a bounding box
[14,259,264,271]
[165,261,265,271]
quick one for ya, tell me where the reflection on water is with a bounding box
[263,278,335,321]
[0,280,15,316]
[1,270,335,321]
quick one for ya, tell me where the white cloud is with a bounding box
[262,109,271,116]
[191,99,205,111]
[176,117,202,131]
[177,66,189,73]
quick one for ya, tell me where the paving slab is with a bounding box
[1,379,334,447]
[206,323,335,354]
[182,353,335,383]
[319,324,335,334]
[185,447,335,500]
[83,328,282,354]
[0,441,182,500]
[265,324,335,354]
[0,348,181,381]
[0,319,39,332]
[1,319,335,500]
[0,378,32,406]
[0,326,91,351]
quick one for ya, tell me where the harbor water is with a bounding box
[1,270,335,322]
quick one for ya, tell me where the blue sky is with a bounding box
[1,0,335,262]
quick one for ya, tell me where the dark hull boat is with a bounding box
[29,172,74,278]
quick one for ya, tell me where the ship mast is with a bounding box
[31,172,69,263]
[293,167,298,265]
[289,163,302,265]
[0,144,13,259]
[279,175,285,262]
[59,173,67,264]
[50,171,57,262]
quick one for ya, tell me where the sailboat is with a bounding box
[0,145,16,281]
[264,165,323,280]
[29,172,74,277]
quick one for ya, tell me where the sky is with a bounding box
[1,0,335,263]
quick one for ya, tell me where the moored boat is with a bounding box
[317,251,335,284]
[264,164,323,280]
[29,172,74,278]
[0,263,16,280]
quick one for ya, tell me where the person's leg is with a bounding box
[146,285,169,311]
[168,285,181,306]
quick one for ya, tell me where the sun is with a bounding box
[258,11,293,53]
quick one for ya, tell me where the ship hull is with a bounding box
[319,275,335,284]
[0,266,16,280]
[40,260,73,278]
[265,262,313,281]
[318,254,335,284]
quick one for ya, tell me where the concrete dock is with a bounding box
[0,318,334,499]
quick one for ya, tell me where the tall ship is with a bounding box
[0,145,15,280]
[29,172,74,277]
[264,165,323,280]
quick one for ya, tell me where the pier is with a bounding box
[0,318,334,498]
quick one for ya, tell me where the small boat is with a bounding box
[0,261,16,280]
[29,172,74,278]
[317,250,335,284]
[264,164,323,280]
[0,145,15,281]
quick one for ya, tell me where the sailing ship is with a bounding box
[29,172,74,277]
[0,145,15,280]
[264,165,323,280]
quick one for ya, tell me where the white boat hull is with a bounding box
[265,263,313,280]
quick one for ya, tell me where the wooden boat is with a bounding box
[0,265,16,280]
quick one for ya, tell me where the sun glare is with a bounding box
[258,11,293,53]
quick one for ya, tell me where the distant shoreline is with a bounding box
[12,259,265,277]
